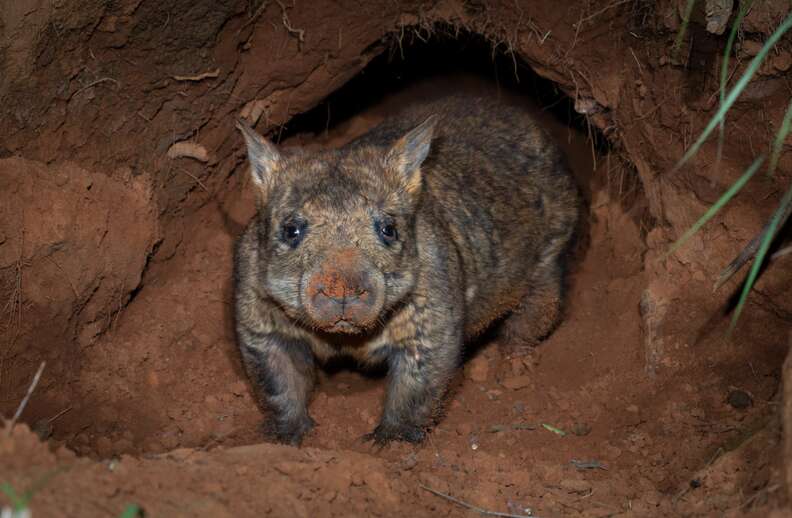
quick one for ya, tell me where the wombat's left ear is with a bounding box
[236,118,281,191]
[385,114,438,196]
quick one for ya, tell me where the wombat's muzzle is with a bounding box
[302,249,385,333]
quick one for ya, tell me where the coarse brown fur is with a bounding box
[233,95,579,445]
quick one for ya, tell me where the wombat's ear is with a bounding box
[236,118,281,190]
[385,114,438,196]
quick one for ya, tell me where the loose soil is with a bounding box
[1,1,791,517]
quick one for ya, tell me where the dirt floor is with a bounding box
[1,0,792,517]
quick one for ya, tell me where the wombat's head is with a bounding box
[237,116,436,334]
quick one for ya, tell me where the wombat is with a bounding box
[234,95,579,446]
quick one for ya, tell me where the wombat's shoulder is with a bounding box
[345,95,548,151]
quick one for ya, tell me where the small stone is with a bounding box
[465,354,490,382]
[485,389,501,400]
[771,51,792,72]
[95,437,114,458]
[501,375,531,390]
[740,40,762,57]
[55,445,77,461]
[727,389,752,409]
[571,422,592,436]
[560,478,591,493]
[160,430,181,450]
[230,381,247,396]
[456,423,473,436]
[400,452,418,471]
[626,404,639,413]
[113,438,133,453]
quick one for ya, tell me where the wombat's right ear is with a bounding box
[385,114,438,197]
[236,118,281,190]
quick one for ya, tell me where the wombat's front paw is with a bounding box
[263,414,316,446]
[363,422,426,446]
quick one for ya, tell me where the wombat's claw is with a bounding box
[360,432,389,452]
[263,415,316,446]
[362,423,426,447]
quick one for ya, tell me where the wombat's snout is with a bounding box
[303,249,383,333]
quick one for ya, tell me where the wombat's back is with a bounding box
[348,96,579,334]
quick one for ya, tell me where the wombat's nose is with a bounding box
[309,271,372,315]
[304,251,379,331]
[315,272,369,306]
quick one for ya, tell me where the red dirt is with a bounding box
[1,1,791,517]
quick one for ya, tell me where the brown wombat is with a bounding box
[234,95,579,445]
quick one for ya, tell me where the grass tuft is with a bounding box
[669,10,792,331]
[768,99,792,177]
[674,13,792,171]
[673,0,697,60]
[715,0,752,171]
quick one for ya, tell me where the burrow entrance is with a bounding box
[22,27,634,457]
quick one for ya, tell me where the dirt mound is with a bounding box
[0,158,159,414]
[1,0,791,516]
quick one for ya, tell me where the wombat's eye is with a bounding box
[280,220,307,248]
[375,219,398,246]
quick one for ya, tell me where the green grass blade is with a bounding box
[716,1,751,167]
[768,99,792,177]
[673,0,697,59]
[730,182,792,331]
[119,504,143,518]
[716,119,726,166]
[666,155,765,256]
[720,1,750,101]
[675,12,792,170]
[0,483,28,511]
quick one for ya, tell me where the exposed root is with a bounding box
[6,361,46,437]
[173,68,220,82]
[243,0,305,45]
[1,233,27,391]
[167,141,210,163]
[68,77,119,100]
[419,484,539,518]
[179,168,210,192]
